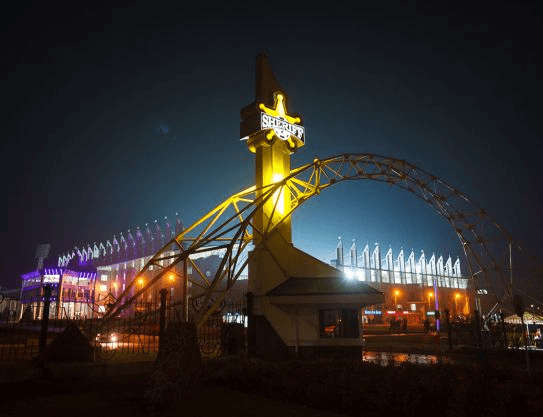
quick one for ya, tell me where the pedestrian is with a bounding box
[535,328,541,348]
[390,317,396,331]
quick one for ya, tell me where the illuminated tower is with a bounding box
[240,53,309,299]
[240,54,383,359]
[241,53,304,247]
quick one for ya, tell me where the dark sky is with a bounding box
[3,2,541,290]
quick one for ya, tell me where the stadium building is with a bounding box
[18,215,229,321]
[332,238,471,327]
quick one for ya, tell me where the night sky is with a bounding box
[3,3,541,290]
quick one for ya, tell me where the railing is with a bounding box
[0,293,246,363]
[198,303,246,359]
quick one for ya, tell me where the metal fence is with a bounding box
[493,319,543,350]
[198,302,246,359]
[0,292,247,363]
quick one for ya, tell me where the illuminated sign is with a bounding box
[364,310,382,315]
[259,93,304,143]
[43,275,60,283]
[261,113,304,142]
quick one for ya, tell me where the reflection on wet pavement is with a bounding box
[362,351,450,365]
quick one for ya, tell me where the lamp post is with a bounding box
[137,277,144,307]
[428,291,434,310]
[455,293,461,315]
[394,290,400,309]
[168,273,175,302]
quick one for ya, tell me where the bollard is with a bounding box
[39,285,52,353]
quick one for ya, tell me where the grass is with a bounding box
[202,357,543,417]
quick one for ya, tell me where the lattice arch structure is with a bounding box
[105,153,533,325]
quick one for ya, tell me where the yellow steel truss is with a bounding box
[104,153,532,325]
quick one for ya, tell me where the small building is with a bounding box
[266,276,383,358]
[247,231,385,360]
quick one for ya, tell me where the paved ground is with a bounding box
[0,371,349,417]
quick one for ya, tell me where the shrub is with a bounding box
[202,358,542,416]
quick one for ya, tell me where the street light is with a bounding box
[394,290,400,308]
[137,277,145,302]
[455,293,461,314]
[168,273,175,302]
[137,276,148,310]
[428,291,434,309]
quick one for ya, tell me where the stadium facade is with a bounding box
[332,238,470,326]
[16,221,470,327]
[17,215,228,321]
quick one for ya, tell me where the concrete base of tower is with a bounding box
[247,314,364,361]
[247,231,385,361]
[249,316,362,361]
[248,314,290,361]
